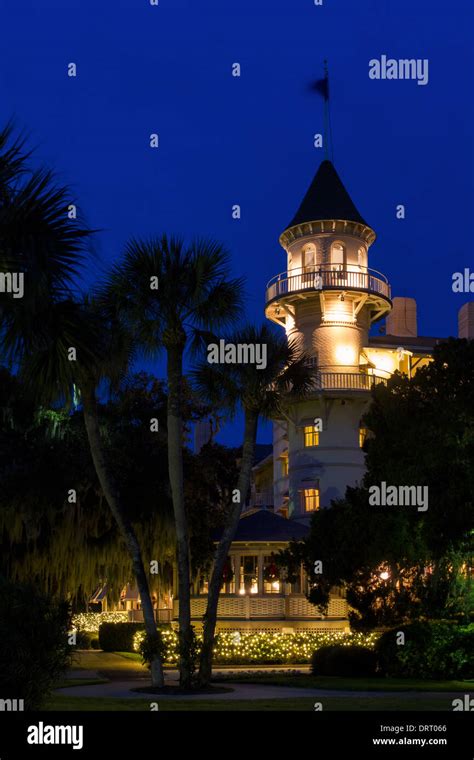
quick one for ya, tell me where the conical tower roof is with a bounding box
[286,159,369,229]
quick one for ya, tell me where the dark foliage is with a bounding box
[0,579,72,709]
[311,644,377,677]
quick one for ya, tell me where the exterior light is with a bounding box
[335,344,356,364]
[374,354,395,374]
[380,571,390,580]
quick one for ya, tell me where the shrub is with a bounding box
[0,579,72,709]
[90,637,100,650]
[71,611,128,634]
[73,630,92,649]
[375,621,474,679]
[99,622,145,652]
[311,645,377,677]
[133,628,379,665]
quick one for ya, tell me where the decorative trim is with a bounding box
[279,219,376,249]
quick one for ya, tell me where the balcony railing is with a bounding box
[249,490,274,507]
[314,372,388,391]
[266,266,391,304]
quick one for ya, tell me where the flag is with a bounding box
[309,75,329,100]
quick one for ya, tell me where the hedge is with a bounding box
[311,644,377,676]
[99,622,145,652]
[133,628,379,665]
[375,621,474,679]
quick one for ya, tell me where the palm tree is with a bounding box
[0,125,166,687]
[0,122,90,359]
[19,298,167,687]
[192,324,314,685]
[104,236,244,687]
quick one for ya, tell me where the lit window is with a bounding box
[239,556,259,595]
[302,243,317,270]
[358,246,366,268]
[359,427,368,448]
[304,426,319,447]
[281,457,289,477]
[331,242,345,268]
[303,488,320,512]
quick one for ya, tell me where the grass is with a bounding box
[43,694,456,711]
[115,652,142,662]
[216,673,473,692]
[54,678,108,689]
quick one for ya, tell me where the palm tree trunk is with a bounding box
[81,385,164,688]
[198,408,258,686]
[166,344,193,688]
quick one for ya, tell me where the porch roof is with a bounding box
[214,509,309,543]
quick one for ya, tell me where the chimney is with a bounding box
[458,302,474,339]
[386,297,417,338]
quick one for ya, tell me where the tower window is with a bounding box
[357,246,366,268]
[302,243,317,270]
[281,457,289,477]
[304,426,319,447]
[330,242,345,269]
[359,427,368,448]
[302,488,320,512]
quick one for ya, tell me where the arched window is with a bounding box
[302,242,317,272]
[330,242,345,269]
[357,246,366,268]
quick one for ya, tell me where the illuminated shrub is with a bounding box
[71,611,129,633]
[132,628,379,665]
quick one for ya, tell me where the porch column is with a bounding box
[257,554,264,595]
[233,552,241,595]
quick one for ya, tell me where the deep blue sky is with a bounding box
[1,0,472,445]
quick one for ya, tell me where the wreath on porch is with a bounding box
[263,556,279,583]
[220,557,234,588]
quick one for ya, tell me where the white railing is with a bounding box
[250,490,274,506]
[314,372,388,391]
[174,595,347,621]
[266,266,390,303]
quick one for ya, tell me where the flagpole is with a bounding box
[325,60,334,162]
[323,60,329,160]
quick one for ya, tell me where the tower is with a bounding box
[265,160,392,520]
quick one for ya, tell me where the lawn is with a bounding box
[54,678,109,689]
[215,672,473,692]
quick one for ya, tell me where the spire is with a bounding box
[286,159,369,230]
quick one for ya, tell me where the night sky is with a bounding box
[1,0,472,444]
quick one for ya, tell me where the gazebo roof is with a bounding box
[214,509,309,543]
